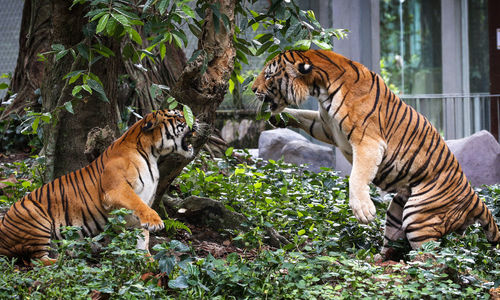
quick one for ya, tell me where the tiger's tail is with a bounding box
[473,195,500,245]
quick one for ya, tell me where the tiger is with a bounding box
[0,109,197,264]
[252,49,500,257]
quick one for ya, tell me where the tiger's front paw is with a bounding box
[137,209,165,232]
[349,195,376,224]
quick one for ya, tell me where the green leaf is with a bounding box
[255,40,273,56]
[251,21,259,32]
[297,229,306,236]
[182,4,195,18]
[76,44,89,61]
[172,33,183,48]
[182,105,194,129]
[92,44,115,57]
[158,0,170,15]
[96,14,109,34]
[160,42,166,60]
[87,79,109,102]
[312,39,332,50]
[63,70,84,80]
[72,85,82,96]
[172,30,187,47]
[51,44,65,51]
[188,49,203,64]
[221,14,230,31]
[68,73,81,84]
[0,82,8,90]
[228,78,234,94]
[168,275,188,289]
[82,84,92,94]
[168,101,178,109]
[188,23,202,37]
[106,17,118,36]
[225,147,234,157]
[55,50,69,61]
[89,11,107,22]
[143,0,154,12]
[31,117,40,133]
[212,12,220,33]
[255,33,273,44]
[293,39,311,50]
[111,13,129,27]
[127,28,142,45]
[64,101,74,114]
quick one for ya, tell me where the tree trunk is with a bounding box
[41,0,121,180]
[154,0,236,207]
[6,0,235,196]
[0,0,52,120]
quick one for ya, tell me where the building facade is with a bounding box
[307,0,499,141]
[1,0,499,141]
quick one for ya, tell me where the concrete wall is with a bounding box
[330,0,380,73]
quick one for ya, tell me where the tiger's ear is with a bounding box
[142,121,154,132]
[142,120,159,132]
[297,63,312,74]
[285,60,312,78]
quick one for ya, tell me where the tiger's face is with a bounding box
[252,51,313,113]
[141,109,197,158]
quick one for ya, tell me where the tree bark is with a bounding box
[154,0,236,208]
[0,0,52,120]
[41,0,122,180]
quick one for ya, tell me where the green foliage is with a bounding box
[0,155,45,206]
[0,209,169,299]
[1,153,499,298]
[175,151,385,252]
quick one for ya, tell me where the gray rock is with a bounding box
[258,128,308,161]
[446,130,500,186]
[334,148,352,177]
[281,140,335,172]
[258,129,335,172]
[247,148,259,160]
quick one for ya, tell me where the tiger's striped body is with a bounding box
[252,50,500,255]
[0,109,195,262]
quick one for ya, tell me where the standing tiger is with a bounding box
[0,109,196,263]
[252,49,500,256]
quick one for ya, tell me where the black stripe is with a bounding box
[349,61,360,83]
[362,75,380,125]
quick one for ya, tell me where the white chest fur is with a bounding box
[134,155,160,207]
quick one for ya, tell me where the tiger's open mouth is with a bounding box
[181,129,196,152]
[258,94,278,111]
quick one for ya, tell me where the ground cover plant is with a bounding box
[0,150,499,299]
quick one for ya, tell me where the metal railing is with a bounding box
[400,94,500,141]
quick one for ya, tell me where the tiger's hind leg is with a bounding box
[402,200,445,250]
[0,199,54,265]
[380,192,408,260]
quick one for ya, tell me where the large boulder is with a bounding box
[446,130,500,186]
[281,140,335,173]
[258,128,308,161]
[258,128,335,172]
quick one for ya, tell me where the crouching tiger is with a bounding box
[252,49,500,257]
[0,109,197,264]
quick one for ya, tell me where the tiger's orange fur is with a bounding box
[0,109,195,263]
[252,50,500,256]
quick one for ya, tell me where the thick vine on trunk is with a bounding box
[154,0,236,208]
